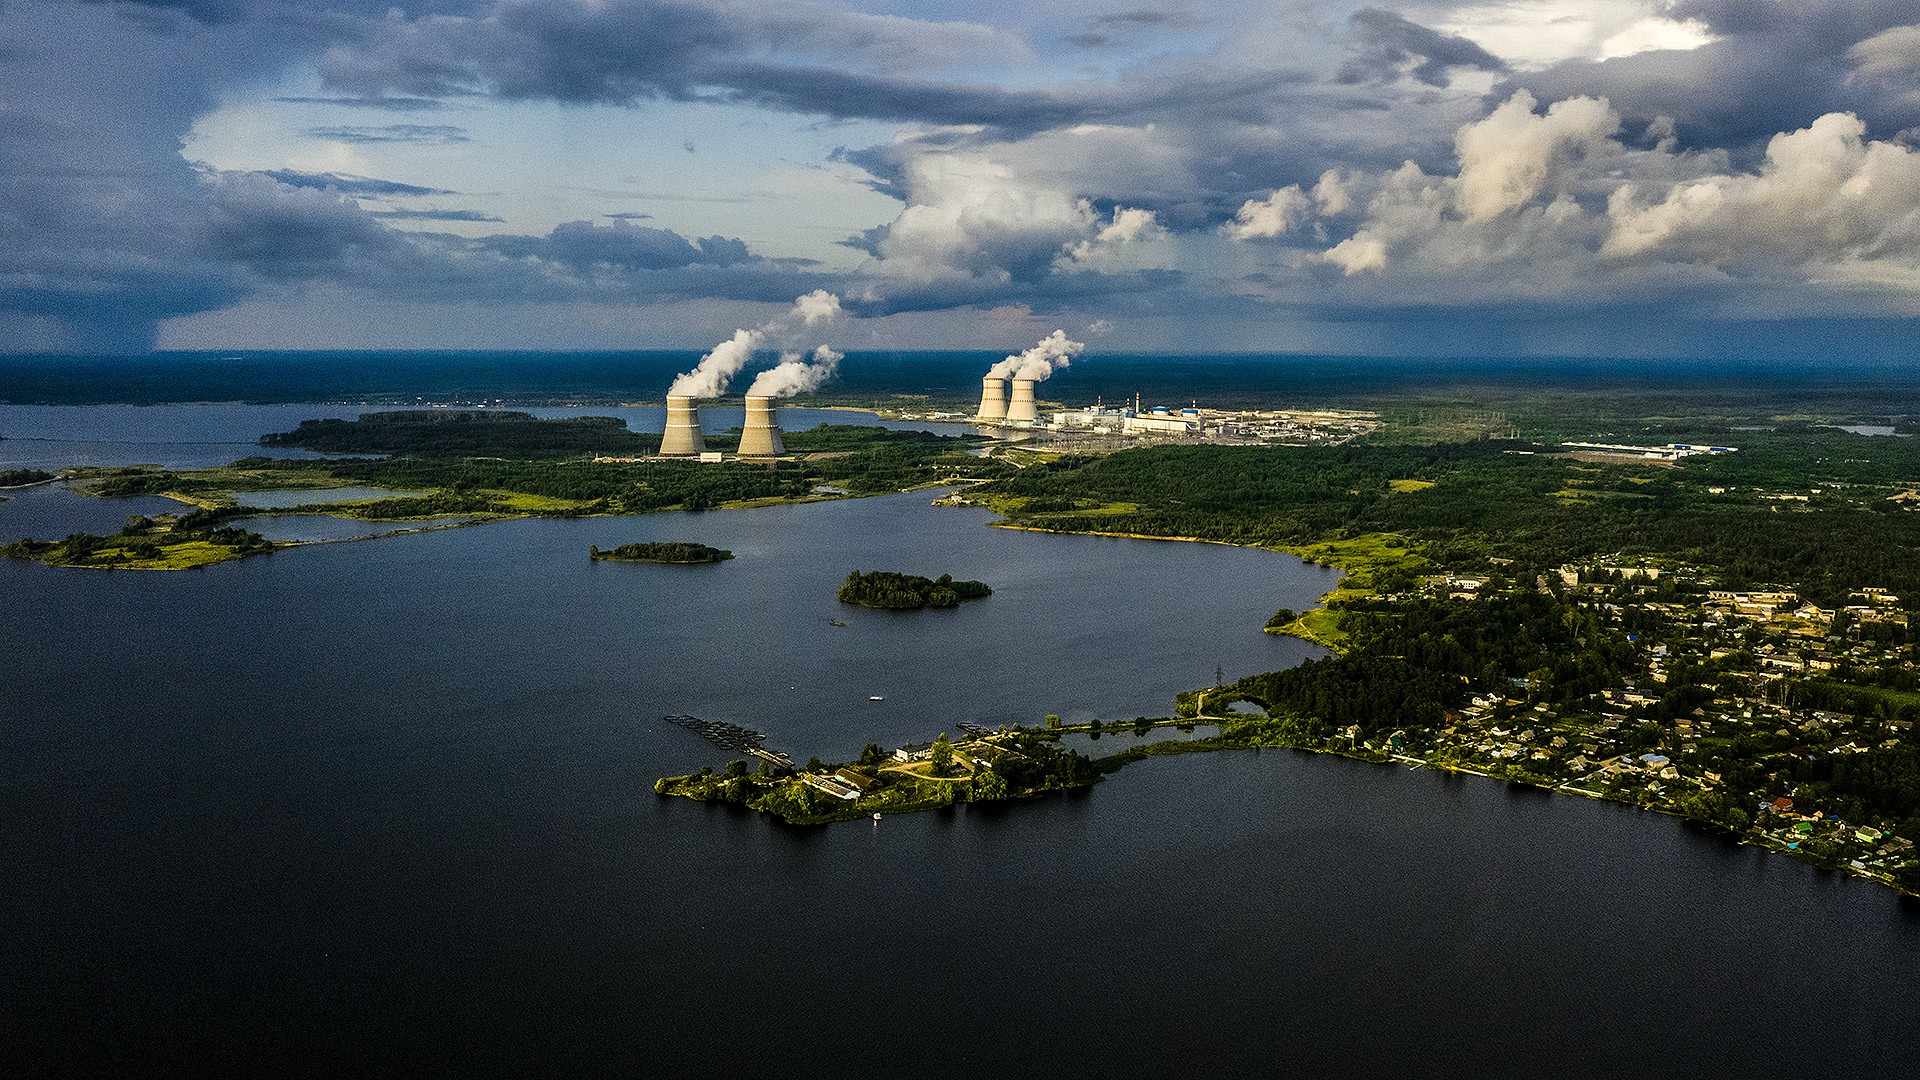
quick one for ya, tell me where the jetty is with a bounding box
[663,714,795,771]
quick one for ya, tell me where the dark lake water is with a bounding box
[4,405,1919,1078]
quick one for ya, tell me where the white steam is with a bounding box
[748,345,843,398]
[987,329,1084,382]
[669,291,843,398]
[670,328,762,398]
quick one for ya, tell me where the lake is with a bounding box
[3,404,1918,1078]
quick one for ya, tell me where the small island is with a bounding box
[2,510,274,570]
[590,541,733,564]
[838,569,991,609]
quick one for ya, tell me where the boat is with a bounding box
[868,695,885,701]
[872,813,882,821]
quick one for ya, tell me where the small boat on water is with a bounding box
[868,695,885,701]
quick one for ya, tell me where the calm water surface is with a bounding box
[3,406,1918,1078]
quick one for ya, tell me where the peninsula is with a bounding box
[659,403,1920,898]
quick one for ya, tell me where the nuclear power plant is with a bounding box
[660,395,707,456]
[736,395,786,457]
[976,377,1008,423]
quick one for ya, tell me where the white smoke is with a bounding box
[748,345,843,398]
[987,329,1084,382]
[668,291,843,398]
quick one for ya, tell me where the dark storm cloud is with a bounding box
[481,218,754,271]
[316,0,1302,136]
[303,123,469,143]
[1509,0,1920,152]
[261,169,455,196]
[199,172,407,275]
[1338,8,1508,88]
[273,95,451,111]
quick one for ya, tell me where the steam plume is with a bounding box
[748,345,843,398]
[668,291,843,398]
[987,329,1084,382]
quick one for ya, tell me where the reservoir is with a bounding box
[3,405,1918,1078]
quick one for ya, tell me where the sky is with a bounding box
[3,0,1920,358]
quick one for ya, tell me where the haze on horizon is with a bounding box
[4,0,1920,361]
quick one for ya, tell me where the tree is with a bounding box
[930,733,955,776]
[1046,714,1062,729]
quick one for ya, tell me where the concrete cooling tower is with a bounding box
[660,394,706,456]
[977,377,1008,423]
[1006,378,1038,424]
[737,395,786,457]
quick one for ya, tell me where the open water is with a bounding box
[3,403,1919,1078]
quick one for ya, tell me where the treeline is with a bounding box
[0,469,53,487]
[838,570,991,609]
[261,410,657,458]
[590,541,732,564]
[222,424,1000,514]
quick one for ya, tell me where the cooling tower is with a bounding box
[977,377,1008,423]
[1006,378,1038,424]
[737,394,786,457]
[660,394,706,456]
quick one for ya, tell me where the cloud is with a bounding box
[1225,185,1313,240]
[272,95,449,111]
[1506,0,1920,150]
[1338,7,1508,87]
[1210,90,1920,320]
[366,208,504,221]
[302,123,469,144]
[482,218,756,271]
[1452,90,1617,221]
[259,169,455,196]
[1602,111,1920,276]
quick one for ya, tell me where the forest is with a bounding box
[982,436,1920,606]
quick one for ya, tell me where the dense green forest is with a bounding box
[590,541,732,564]
[984,436,1920,606]
[838,570,992,609]
[0,468,54,487]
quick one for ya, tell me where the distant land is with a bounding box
[5,351,1920,412]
